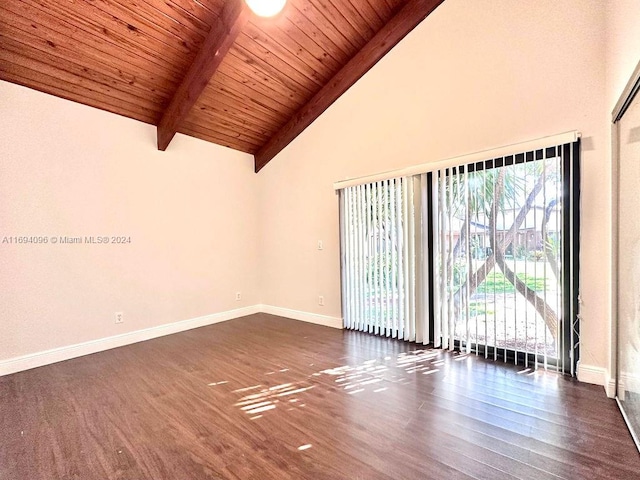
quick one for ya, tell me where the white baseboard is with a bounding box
[577,362,615,397]
[605,370,616,398]
[0,305,260,377]
[0,306,617,396]
[259,304,343,329]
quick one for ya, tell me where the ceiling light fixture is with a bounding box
[245,0,286,17]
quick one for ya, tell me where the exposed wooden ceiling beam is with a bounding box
[253,0,445,172]
[157,0,249,151]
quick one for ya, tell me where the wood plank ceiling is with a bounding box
[0,0,444,172]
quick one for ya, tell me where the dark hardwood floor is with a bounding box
[1,313,638,479]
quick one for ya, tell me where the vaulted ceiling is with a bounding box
[0,0,444,172]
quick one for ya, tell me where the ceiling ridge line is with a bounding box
[254,0,446,172]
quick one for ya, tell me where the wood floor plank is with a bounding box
[0,313,638,480]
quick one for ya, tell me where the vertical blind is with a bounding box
[340,178,430,343]
[339,137,580,374]
[433,144,579,373]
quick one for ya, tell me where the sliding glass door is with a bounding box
[614,64,640,450]
[339,138,580,374]
[432,145,579,372]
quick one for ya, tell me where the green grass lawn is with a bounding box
[476,270,548,294]
[469,302,495,316]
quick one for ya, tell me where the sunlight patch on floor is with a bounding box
[226,348,445,419]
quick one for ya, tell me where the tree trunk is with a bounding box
[454,161,558,328]
[446,201,472,291]
[489,169,559,339]
[541,199,560,281]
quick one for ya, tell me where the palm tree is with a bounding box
[446,159,561,342]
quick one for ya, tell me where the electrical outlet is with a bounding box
[317,240,323,250]
[318,295,324,306]
[115,312,124,324]
[236,292,242,301]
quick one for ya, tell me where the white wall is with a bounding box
[0,81,259,362]
[258,0,610,378]
[606,1,640,115]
